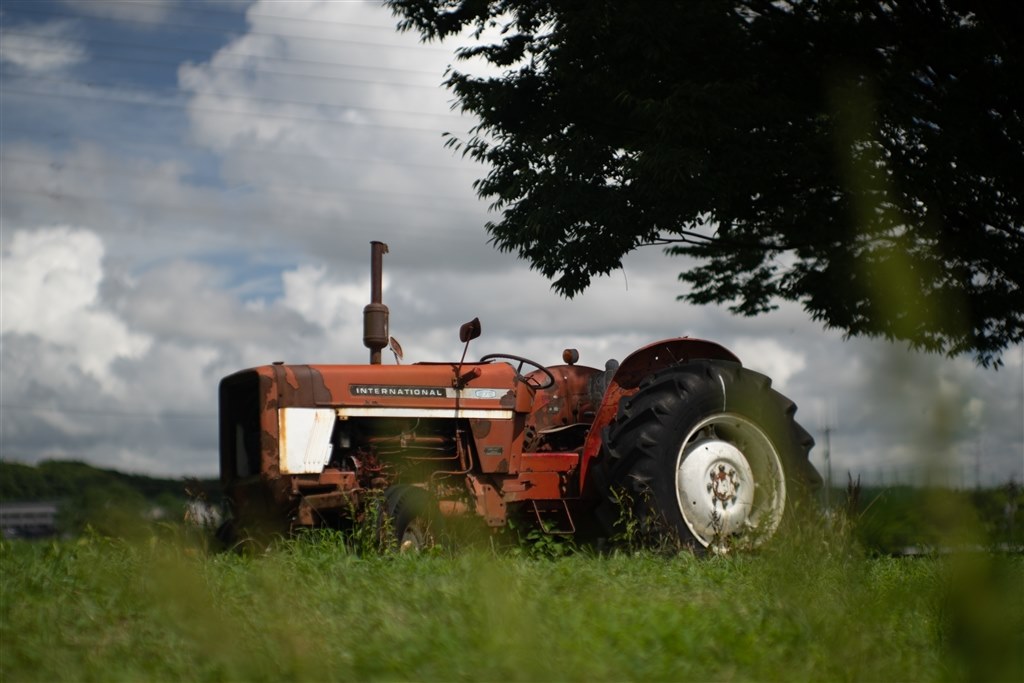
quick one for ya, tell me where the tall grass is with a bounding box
[3,525,1021,682]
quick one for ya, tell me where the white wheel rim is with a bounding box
[675,413,786,551]
[399,517,430,552]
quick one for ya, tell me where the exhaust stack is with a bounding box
[363,241,389,364]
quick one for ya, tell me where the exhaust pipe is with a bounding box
[363,241,389,364]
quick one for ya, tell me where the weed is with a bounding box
[343,489,393,555]
[607,485,688,555]
[508,517,576,559]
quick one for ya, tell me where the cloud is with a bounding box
[0,227,252,473]
[0,19,86,74]
[118,258,318,348]
[795,340,1024,487]
[61,0,176,24]
[175,0,494,272]
[728,337,807,388]
[0,141,279,278]
[1,227,151,389]
[281,264,368,333]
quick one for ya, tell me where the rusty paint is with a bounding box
[495,472,564,501]
[289,470,359,494]
[470,419,491,438]
[466,475,507,526]
[519,452,578,473]
[282,365,301,391]
[608,338,738,390]
[526,364,602,432]
[295,490,357,526]
[437,500,470,517]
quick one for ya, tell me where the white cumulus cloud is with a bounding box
[1,227,152,388]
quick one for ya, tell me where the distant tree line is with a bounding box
[1,460,219,538]
[850,484,1022,553]
[0,460,218,502]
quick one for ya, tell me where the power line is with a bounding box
[1,86,474,135]
[0,6,454,54]
[0,30,450,79]
[2,1,408,34]
[0,156,483,208]
[2,43,447,89]
[2,75,466,123]
[0,126,480,172]
[1,186,488,225]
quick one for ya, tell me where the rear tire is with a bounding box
[597,360,820,552]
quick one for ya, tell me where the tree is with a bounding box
[387,0,1024,365]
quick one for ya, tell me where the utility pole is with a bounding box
[823,423,832,510]
[975,436,982,491]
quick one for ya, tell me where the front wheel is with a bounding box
[380,485,439,552]
[597,360,820,552]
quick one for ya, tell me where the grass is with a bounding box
[2,524,1022,682]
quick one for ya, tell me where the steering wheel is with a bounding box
[479,353,556,390]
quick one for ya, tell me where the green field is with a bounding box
[2,527,1022,683]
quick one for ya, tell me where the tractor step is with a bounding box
[529,500,576,535]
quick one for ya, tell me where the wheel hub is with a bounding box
[678,440,756,540]
[674,414,786,551]
[709,463,740,503]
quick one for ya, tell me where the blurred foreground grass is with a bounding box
[2,526,1021,682]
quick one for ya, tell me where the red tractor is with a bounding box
[219,242,821,551]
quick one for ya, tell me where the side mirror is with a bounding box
[459,317,482,343]
[455,317,482,389]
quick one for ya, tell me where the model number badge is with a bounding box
[472,389,498,399]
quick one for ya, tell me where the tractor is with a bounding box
[218,242,821,551]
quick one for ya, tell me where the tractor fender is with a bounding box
[577,338,740,495]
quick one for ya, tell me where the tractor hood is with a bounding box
[221,360,527,412]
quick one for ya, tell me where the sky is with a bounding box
[1,0,1021,487]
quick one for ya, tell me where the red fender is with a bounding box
[578,338,740,494]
